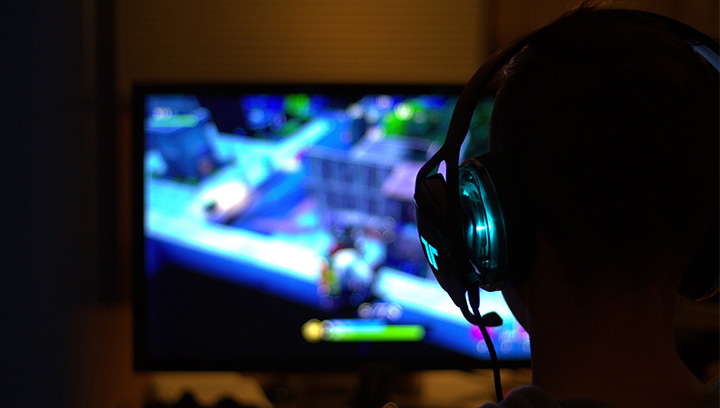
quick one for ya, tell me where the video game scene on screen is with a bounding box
[142,90,529,365]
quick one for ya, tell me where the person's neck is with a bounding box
[527,289,709,408]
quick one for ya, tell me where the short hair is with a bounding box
[488,5,719,286]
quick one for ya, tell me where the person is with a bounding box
[475,3,719,408]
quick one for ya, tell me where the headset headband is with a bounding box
[418,10,719,189]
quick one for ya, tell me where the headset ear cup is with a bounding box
[679,213,719,301]
[457,162,506,290]
[459,153,533,291]
[414,174,473,309]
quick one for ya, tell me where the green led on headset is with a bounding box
[420,235,439,270]
[458,160,508,291]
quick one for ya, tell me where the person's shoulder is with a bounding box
[478,386,560,408]
[478,386,615,408]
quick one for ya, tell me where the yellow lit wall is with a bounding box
[115,1,718,104]
[115,1,487,102]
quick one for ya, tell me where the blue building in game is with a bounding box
[306,136,429,228]
[145,96,222,182]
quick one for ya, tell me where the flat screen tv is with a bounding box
[133,84,531,371]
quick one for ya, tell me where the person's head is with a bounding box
[489,5,719,299]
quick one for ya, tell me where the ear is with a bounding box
[499,230,554,334]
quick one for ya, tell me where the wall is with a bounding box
[115,1,487,103]
[2,1,86,406]
[116,0,719,105]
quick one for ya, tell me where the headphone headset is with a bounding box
[414,9,719,402]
